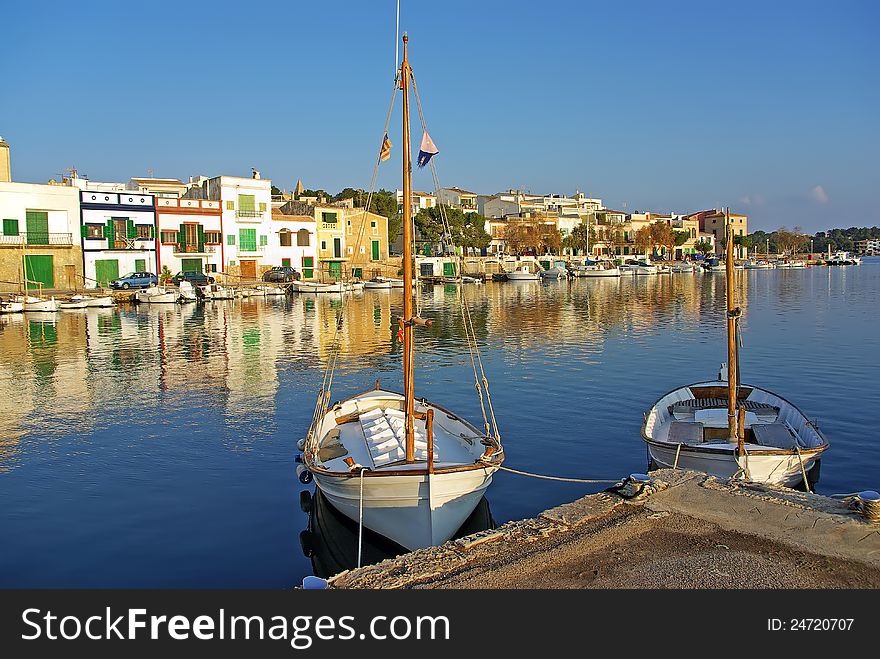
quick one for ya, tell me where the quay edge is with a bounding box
[328,469,880,589]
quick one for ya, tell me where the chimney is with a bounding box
[0,136,10,182]
[252,167,261,180]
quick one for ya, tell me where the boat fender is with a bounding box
[295,454,303,464]
[296,464,313,484]
[299,490,313,513]
[302,575,328,590]
[297,438,306,451]
[299,530,315,558]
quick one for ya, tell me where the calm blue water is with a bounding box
[1,259,878,586]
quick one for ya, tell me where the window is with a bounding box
[371,220,377,235]
[259,202,267,212]
[279,230,292,247]
[347,246,353,255]
[239,228,257,252]
[226,201,234,210]
[227,234,235,245]
[321,212,337,224]
[87,224,105,239]
[238,194,256,216]
[206,263,217,273]
[321,240,326,250]
[2,218,18,236]
[160,230,178,244]
[359,246,365,254]
[204,231,222,244]
[260,235,267,247]
[136,224,152,239]
[297,229,310,246]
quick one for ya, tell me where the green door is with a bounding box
[333,237,342,258]
[135,259,146,273]
[329,261,342,279]
[281,258,291,268]
[94,259,119,287]
[180,258,202,273]
[239,228,257,252]
[371,240,380,261]
[23,255,54,289]
[302,257,314,279]
[26,211,49,245]
[443,261,456,277]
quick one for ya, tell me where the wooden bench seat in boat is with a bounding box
[358,408,437,467]
[667,421,704,444]
[669,398,779,422]
[751,423,798,450]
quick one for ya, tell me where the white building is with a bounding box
[155,197,223,277]
[79,189,157,286]
[437,187,478,212]
[395,189,437,216]
[0,181,81,290]
[186,174,273,281]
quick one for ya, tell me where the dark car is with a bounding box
[262,266,300,283]
[110,272,158,289]
[172,271,215,286]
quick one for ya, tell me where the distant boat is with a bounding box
[70,294,115,307]
[58,299,90,310]
[700,257,726,272]
[198,283,236,300]
[254,285,286,296]
[0,299,23,314]
[178,281,198,302]
[671,261,696,273]
[20,296,60,312]
[506,265,540,281]
[295,281,344,293]
[621,258,659,275]
[363,277,394,290]
[642,209,828,488]
[743,260,773,270]
[135,287,178,304]
[539,265,568,280]
[573,260,621,277]
[826,251,861,266]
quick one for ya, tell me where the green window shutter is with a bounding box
[127,219,137,239]
[178,224,187,251]
[260,234,267,247]
[3,218,18,236]
[135,258,146,272]
[227,234,235,245]
[238,195,255,214]
[26,211,49,245]
[239,228,256,251]
[371,240,380,260]
[105,220,116,244]
[80,224,88,238]
[197,224,205,252]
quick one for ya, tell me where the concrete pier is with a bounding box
[330,469,880,589]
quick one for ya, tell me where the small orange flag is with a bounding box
[379,133,392,162]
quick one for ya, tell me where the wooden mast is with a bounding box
[400,34,416,463]
[725,206,739,444]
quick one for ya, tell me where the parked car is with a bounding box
[110,272,158,289]
[172,271,215,286]
[262,266,300,283]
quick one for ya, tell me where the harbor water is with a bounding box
[1,259,878,586]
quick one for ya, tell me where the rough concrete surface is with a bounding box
[331,469,880,589]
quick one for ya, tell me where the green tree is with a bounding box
[694,239,714,257]
[569,222,590,255]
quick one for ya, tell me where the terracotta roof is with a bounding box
[444,187,477,195]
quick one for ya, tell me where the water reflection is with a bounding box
[301,488,495,579]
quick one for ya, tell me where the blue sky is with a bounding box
[1,0,877,232]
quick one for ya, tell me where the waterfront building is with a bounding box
[688,209,748,257]
[79,189,157,287]
[126,177,188,198]
[437,187,478,212]
[269,208,318,279]
[343,207,389,279]
[185,173,273,281]
[395,189,436,216]
[155,197,223,277]
[0,181,82,290]
[854,238,880,255]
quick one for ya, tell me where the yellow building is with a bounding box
[343,207,389,279]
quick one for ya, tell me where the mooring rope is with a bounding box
[357,468,365,568]
[495,465,618,485]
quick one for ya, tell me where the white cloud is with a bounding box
[810,185,829,204]
[739,194,765,207]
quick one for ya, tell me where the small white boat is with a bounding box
[198,284,236,300]
[178,281,198,302]
[295,281,344,294]
[621,258,659,275]
[642,378,828,487]
[59,300,90,310]
[254,285,286,296]
[574,261,622,277]
[0,299,24,314]
[826,251,860,265]
[539,265,568,280]
[700,257,726,272]
[671,261,696,273]
[743,260,774,270]
[363,278,393,290]
[71,294,115,307]
[506,265,540,281]
[346,281,366,291]
[22,297,60,312]
[135,287,178,304]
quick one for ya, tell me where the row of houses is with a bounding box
[396,185,748,259]
[0,141,390,290]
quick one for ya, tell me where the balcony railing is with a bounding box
[236,210,264,218]
[237,245,265,254]
[0,232,73,246]
[173,244,217,254]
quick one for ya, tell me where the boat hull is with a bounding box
[23,299,59,312]
[313,467,496,550]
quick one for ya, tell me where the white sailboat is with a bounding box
[58,299,90,310]
[303,35,504,551]
[0,298,24,314]
[506,264,540,280]
[178,281,198,302]
[70,294,115,307]
[19,295,59,312]
[135,286,178,303]
[642,209,829,488]
[573,260,621,277]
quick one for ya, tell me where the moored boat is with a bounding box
[70,294,115,307]
[506,265,540,280]
[22,296,60,312]
[0,299,24,314]
[135,287,178,304]
[58,299,90,310]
